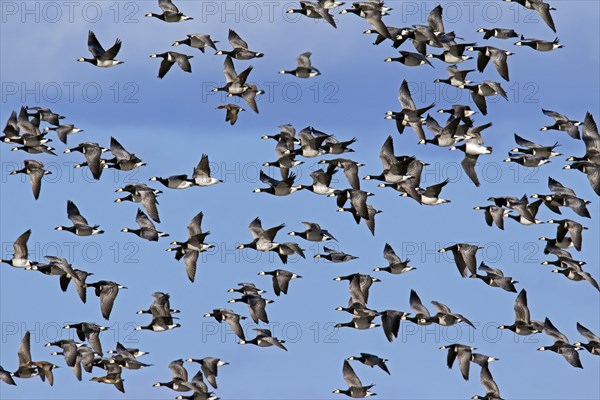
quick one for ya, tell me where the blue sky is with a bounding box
[1,1,599,399]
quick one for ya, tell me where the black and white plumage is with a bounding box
[240,329,287,351]
[228,294,273,324]
[564,161,600,196]
[0,229,37,269]
[85,280,127,320]
[473,205,509,230]
[471,262,518,292]
[150,52,193,79]
[288,221,336,241]
[254,170,301,196]
[532,177,592,218]
[574,323,600,355]
[430,300,476,329]
[564,113,600,195]
[438,243,481,277]
[567,112,599,164]
[136,293,181,332]
[63,142,106,180]
[426,43,475,64]
[204,309,246,340]
[538,318,583,368]
[378,309,409,342]
[167,211,213,283]
[185,357,228,389]
[541,109,582,139]
[434,65,475,87]
[145,0,193,22]
[373,243,415,274]
[472,365,502,400]
[319,158,363,190]
[385,81,434,142]
[227,282,266,296]
[504,0,556,32]
[55,200,104,236]
[477,27,519,40]
[333,360,376,398]
[498,289,544,336]
[44,124,83,144]
[334,273,380,307]
[46,339,80,369]
[0,366,16,385]
[215,29,264,59]
[287,1,338,28]
[10,160,51,200]
[420,114,463,146]
[510,133,562,159]
[550,263,599,292]
[347,353,390,375]
[515,35,563,51]
[258,269,302,296]
[364,136,419,184]
[460,81,508,115]
[314,247,358,263]
[58,268,93,304]
[172,34,218,52]
[466,45,512,81]
[78,31,123,67]
[62,322,108,356]
[334,188,372,223]
[213,56,254,96]
[450,133,493,187]
[404,289,433,325]
[121,209,169,241]
[546,218,587,251]
[280,52,321,78]
[398,179,451,206]
[439,343,476,380]
[385,50,433,68]
[115,184,161,223]
[105,137,145,171]
[237,217,285,253]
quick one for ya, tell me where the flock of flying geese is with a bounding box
[72,0,568,127]
[1,0,599,399]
